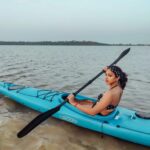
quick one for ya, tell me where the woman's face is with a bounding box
[104,69,119,85]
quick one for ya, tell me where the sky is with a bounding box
[0,0,150,44]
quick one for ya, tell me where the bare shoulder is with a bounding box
[101,91,113,102]
[96,91,113,108]
[111,86,123,97]
[103,90,113,98]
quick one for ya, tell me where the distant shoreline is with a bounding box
[0,41,149,46]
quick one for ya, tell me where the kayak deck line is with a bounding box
[2,81,65,102]
[0,81,150,147]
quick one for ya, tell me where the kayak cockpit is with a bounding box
[59,93,119,121]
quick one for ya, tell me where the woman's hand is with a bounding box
[103,66,108,72]
[67,94,75,100]
[67,94,77,106]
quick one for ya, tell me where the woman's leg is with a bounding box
[67,94,94,108]
[78,100,94,108]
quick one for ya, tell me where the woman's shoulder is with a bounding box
[103,89,121,98]
[110,86,123,94]
[99,91,113,104]
[103,90,113,98]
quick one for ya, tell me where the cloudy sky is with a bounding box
[0,0,150,44]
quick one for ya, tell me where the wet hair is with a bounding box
[108,65,128,90]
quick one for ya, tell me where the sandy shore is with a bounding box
[0,97,149,150]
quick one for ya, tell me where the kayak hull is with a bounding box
[0,81,150,147]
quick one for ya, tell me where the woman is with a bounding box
[67,65,128,116]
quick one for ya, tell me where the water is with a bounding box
[0,46,149,150]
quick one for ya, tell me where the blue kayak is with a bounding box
[0,81,150,147]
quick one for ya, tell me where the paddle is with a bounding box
[17,48,130,138]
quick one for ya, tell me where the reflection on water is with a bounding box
[0,46,150,150]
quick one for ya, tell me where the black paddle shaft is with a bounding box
[73,48,130,96]
[17,48,130,138]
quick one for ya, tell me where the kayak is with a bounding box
[0,81,150,147]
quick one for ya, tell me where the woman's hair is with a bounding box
[108,65,128,90]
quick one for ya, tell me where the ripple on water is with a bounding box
[0,46,150,149]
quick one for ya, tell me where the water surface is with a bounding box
[0,46,149,150]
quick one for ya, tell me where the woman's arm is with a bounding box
[76,92,112,115]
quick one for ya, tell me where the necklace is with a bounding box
[110,84,118,90]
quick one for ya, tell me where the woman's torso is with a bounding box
[100,86,123,115]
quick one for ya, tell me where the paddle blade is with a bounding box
[119,48,130,60]
[110,48,130,66]
[17,105,61,138]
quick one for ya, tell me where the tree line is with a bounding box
[0,41,149,46]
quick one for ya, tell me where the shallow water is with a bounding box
[0,46,150,150]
